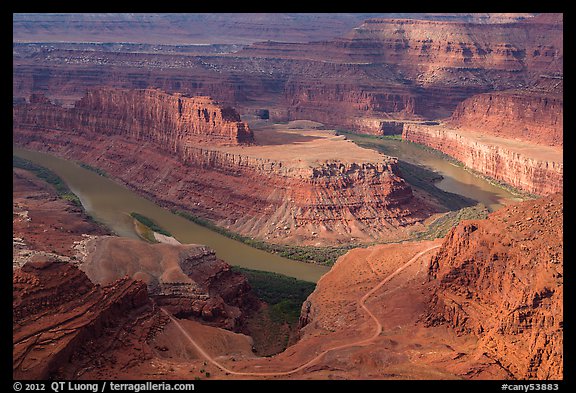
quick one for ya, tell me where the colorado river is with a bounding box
[13,147,330,283]
[14,134,520,282]
[343,134,523,211]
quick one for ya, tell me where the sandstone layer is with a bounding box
[12,14,562,133]
[402,123,562,196]
[448,90,563,147]
[12,13,396,45]
[424,193,563,379]
[18,88,254,145]
[13,259,165,380]
[13,88,435,246]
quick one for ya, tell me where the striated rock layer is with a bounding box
[424,193,563,379]
[402,123,562,196]
[12,14,562,133]
[13,88,434,246]
[13,259,165,380]
[18,88,254,145]
[448,90,563,147]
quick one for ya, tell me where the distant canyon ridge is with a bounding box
[13,13,562,198]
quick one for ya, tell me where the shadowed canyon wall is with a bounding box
[13,259,162,380]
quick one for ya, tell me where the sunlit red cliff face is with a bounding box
[424,193,563,379]
[13,88,435,246]
[448,90,563,147]
[402,86,563,196]
[286,193,562,380]
[20,89,254,145]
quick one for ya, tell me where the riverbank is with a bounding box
[337,130,533,211]
[13,148,330,282]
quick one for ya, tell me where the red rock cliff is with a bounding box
[15,88,254,146]
[424,193,563,379]
[402,123,562,196]
[448,90,563,147]
[13,14,562,133]
[13,89,434,245]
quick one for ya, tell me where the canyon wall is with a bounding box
[12,13,539,45]
[236,13,562,123]
[292,193,562,379]
[13,14,563,133]
[80,237,259,331]
[448,90,563,147]
[13,88,433,246]
[13,259,163,380]
[16,88,254,145]
[402,123,562,196]
[342,16,562,75]
[424,193,563,379]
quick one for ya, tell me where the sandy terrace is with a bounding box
[210,120,389,167]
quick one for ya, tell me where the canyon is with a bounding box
[402,88,563,196]
[12,13,563,198]
[12,13,563,382]
[12,165,263,379]
[14,191,560,380]
[13,88,436,246]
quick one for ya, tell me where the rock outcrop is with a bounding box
[402,123,562,196]
[448,90,563,147]
[13,259,164,380]
[79,237,259,331]
[12,167,110,269]
[13,88,434,246]
[424,193,563,379]
[15,88,254,145]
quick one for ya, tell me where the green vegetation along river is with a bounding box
[340,133,525,212]
[14,133,525,282]
[13,147,330,283]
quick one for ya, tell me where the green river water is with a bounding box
[14,136,520,283]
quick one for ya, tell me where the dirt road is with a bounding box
[161,244,441,377]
